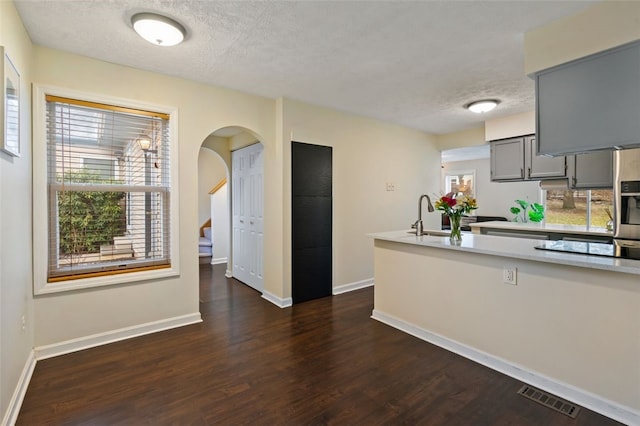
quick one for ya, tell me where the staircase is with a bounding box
[199,219,212,264]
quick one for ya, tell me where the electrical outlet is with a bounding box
[21,314,26,331]
[386,182,395,191]
[503,267,517,285]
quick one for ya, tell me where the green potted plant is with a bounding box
[510,199,544,223]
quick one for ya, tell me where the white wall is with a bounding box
[0,2,35,423]
[201,135,235,267]
[198,147,229,263]
[442,158,542,219]
[281,98,441,296]
[197,148,227,227]
[210,184,229,263]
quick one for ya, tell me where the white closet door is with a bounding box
[247,145,264,287]
[231,143,264,292]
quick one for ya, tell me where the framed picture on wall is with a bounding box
[1,46,20,157]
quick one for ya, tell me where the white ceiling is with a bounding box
[14,0,598,135]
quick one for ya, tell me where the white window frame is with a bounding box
[444,169,476,198]
[33,84,180,295]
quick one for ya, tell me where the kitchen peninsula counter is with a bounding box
[369,230,640,424]
[369,230,638,275]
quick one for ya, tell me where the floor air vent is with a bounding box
[517,385,581,419]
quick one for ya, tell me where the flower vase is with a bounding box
[449,214,462,245]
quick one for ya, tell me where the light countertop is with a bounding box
[469,220,612,237]
[369,230,640,276]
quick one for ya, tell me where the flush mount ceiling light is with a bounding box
[131,12,186,47]
[466,99,500,114]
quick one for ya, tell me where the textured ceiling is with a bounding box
[14,0,597,135]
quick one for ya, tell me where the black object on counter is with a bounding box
[535,239,640,260]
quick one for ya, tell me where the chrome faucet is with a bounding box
[411,194,435,235]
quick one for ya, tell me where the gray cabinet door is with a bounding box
[490,138,525,181]
[572,150,613,189]
[527,136,566,179]
[536,41,640,155]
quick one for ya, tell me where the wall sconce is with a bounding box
[136,135,152,151]
[136,135,158,155]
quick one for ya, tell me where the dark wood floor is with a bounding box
[18,264,621,425]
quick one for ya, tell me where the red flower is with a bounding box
[443,196,456,207]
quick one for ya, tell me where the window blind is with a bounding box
[45,95,171,281]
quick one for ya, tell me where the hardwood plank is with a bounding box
[17,264,622,425]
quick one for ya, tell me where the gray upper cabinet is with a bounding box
[491,135,566,182]
[490,137,524,181]
[571,150,613,189]
[527,136,566,179]
[536,41,640,156]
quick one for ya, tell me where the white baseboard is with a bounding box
[34,313,202,360]
[2,349,36,426]
[333,278,374,295]
[371,310,640,426]
[261,290,292,308]
[225,269,232,278]
[210,257,227,265]
[261,278,374,307]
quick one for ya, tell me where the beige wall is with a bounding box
[202,135,231,170]
[525,1,640,75]
[3,1,571,420]
[281,99,441,295]
[18,36,441,347]
[31,46,279,345]
[435,111,535,148]
[0,1,35,421]
[374,240,640,419]
[484,111,535,142]
[229,131,259,151]
[434,126,485,151]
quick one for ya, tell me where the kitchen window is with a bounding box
[33,86,179,294]
[544,189,613,228]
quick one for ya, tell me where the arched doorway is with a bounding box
[199,126,264,294]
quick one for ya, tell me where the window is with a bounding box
[83,158,115,180]
[444,170,475,198]
[545,189,613,228]
[33,86,179,293]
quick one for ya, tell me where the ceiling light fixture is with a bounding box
[466,99,500,114]
[131,12,186,47]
